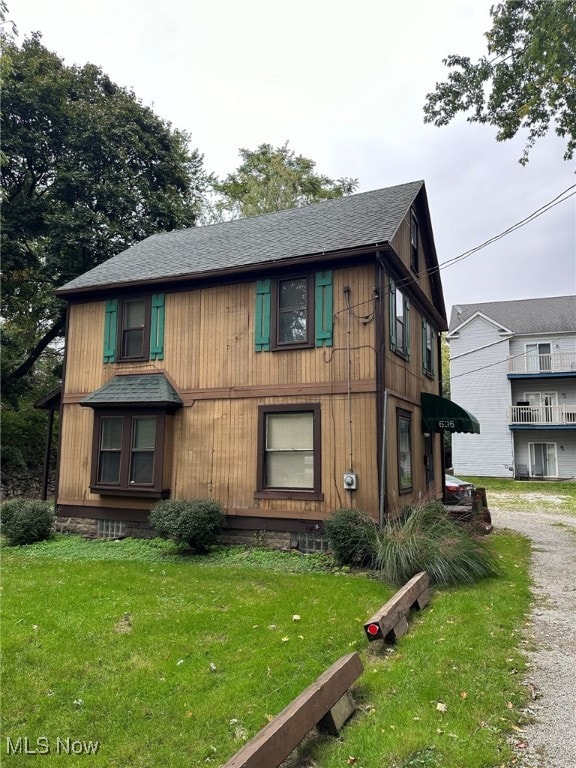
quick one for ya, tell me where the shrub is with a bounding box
[0,498,55,545]
[324,507,377,566]
[374,502,499,586]
[149,498,224,553]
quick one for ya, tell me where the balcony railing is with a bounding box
[509,352,576,374]
[509,404,576,425]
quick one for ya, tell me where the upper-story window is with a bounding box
[422,319,435,377]
[254,272,333,352]
[119,297,151,361]
[389,277,410,358]
[410,211,419,273]
[103,294,165,363]
[273,276,314,348]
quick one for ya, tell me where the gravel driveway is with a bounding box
[490,507,576,768]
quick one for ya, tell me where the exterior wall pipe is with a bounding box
[379,389,389,527]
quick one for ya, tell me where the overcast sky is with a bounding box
[10,0,576,315]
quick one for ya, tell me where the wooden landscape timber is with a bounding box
[364,571,430,642]
[222,652,364,768]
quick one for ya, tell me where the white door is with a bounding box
[529,443,558,477]
[525,343,551,372]
[524,392,558,423]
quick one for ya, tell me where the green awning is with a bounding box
[420,392,480,434]
[81,374,182,411]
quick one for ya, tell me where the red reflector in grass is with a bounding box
[367,623,380,636]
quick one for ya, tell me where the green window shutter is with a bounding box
[405,298,410,358]
[431,330,436,376]
[315,270,333,347]
[255,279,271,352]
[103,299,118,363]
[150,293,165,360]
[389,278,396,352]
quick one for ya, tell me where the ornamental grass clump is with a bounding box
[149,498,224,553]
[375,501,499,586]
[0,498,55,545]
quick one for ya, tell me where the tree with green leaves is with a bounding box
[423,0,576,164]
[1,31,210,490]
[1,32,209,398]
[211,142,358,220]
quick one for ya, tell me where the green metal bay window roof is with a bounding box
[81,374,182,410]
[420,392,480,434]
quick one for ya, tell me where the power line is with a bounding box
[332,183,576,319]
[449,332,573,381]
[394,183,576,291]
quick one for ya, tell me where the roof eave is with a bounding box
[54,243,386,299]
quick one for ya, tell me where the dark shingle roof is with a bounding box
[57,181,424,294]
[80,374,182,408]
[449,296,576,335]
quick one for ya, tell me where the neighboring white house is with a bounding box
[447,296,576,479]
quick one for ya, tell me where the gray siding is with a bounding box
[511,380,576,410]
[509,334,576,358]
[449,316,513,476]
[513,430,576,479]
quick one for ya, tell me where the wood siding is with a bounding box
[59,254,445,524]
[389,211,434,305]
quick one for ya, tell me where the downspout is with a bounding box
[375,251,388,527]
[438,331,446,498]
[53,306,70,513]
[41,409,55,501]
[379,389,389,527]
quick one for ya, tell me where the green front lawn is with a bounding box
[2,534,531,766]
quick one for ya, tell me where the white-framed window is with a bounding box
[524,392,558,423]
[525,342,551,372]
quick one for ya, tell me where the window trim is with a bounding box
[255,403,323,500]
[525,342,552,372]
[117,296,152,363]
[270,275,315,350]
[410,211,419,273]
[389,277,410,359]
[422,318,435,377]
[90,409,168,497]
[397,409,413,494]
[528,441,558,478]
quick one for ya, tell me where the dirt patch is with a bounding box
[491,492,570,505]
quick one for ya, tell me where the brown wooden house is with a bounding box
[54,180,477,546]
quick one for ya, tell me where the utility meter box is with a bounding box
[343,472,358,490]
